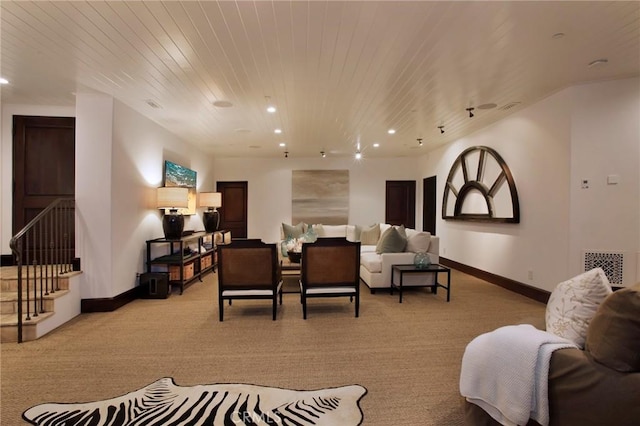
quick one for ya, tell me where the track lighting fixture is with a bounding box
[438,125,445,134]
[320,151,326,158]
[417,138,423,146]
[284,151,289,158]
[466,107,475,118]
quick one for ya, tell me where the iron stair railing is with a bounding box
[9,198,75,343]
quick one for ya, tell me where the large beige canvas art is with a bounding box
[292,170,349,225]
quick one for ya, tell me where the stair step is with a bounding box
[0,290,69,315]
[0,312,55,343]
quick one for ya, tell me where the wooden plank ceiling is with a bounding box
[1,1,639,158]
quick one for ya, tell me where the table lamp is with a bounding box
[157,186,189,239]
[199,192,222,233]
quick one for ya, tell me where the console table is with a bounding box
[390,264,451,303]
[146,232,215,294]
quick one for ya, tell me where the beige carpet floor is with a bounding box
[1,268,545,425]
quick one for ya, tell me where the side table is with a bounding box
[390,264,451,303]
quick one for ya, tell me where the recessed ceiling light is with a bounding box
[213,100,233,108]
[274,129,282,134]
[267,106,276,113]
[387,129,396,134]
[279,142,286,147]
[373,143,380,148]
[145,99,161,109]
[0,78,9,84]
[477,103,497,110]
[588,58,608,68]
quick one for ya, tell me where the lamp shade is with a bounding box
[157,187,189,209]
[199,192,222,208]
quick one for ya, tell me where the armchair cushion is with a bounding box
[545,267,612,348]
[585,282,640,372]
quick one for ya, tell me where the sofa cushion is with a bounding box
[282,222,306,239]
[360,224,380,245]
[375,226,407,254]
[585,282,640,372]
[545,268,612,348]
[406,231,431,253]
[314,224,347,238]
[360,252,382,273]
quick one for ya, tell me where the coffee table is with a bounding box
[280,258,301,293]
[390,264,451,303]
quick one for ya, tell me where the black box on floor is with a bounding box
[140,272,170,299]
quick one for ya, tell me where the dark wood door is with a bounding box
[422,176,437,235]
[13,115,75,231]
[385,180,416,228]
[217,181,248,239]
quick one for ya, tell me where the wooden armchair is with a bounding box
[300,237,361,319]
[217,240,282,321]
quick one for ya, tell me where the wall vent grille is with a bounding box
[583,251,624,285]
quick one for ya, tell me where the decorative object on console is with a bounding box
[442,146,520,223]
[164,161,197,215]
[199,192,222,233]
[413,251,431,269]
[157,186,189,240]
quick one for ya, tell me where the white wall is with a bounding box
[109,99,216,297]
[211,156,422,244]
[420,77,639,290]
[75,96,215,298]
[1,104,76,254]
[569,78,640,285]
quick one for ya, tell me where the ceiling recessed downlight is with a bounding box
[267,106,276,113]
[0,78,8,84]
[213,100,233,108]
[477,103,497,110]
[279,142,286,147]
[373,143,380,148]
[274,129,282,134]
[387,129,396,134]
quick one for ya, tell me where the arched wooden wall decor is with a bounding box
[442,146,520,223]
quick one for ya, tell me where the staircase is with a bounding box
[0,266,82,343]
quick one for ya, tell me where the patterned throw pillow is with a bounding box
[545,268,612,348]
[282,222,305,239]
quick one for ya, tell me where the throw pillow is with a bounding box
[585,282,640,372]
[360,224,380,245]
[375,226,407,254]
[545,268,612,348]
[282,222,305,239]
[406,232,431,253]
[299,227,318,243]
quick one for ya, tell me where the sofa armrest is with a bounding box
[379,252,417,286]
[428,236,439,264]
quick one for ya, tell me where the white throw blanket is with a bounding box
[459,324,577,426]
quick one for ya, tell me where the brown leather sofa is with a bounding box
[464,283,640,426]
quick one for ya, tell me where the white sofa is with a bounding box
[279,223,440,293]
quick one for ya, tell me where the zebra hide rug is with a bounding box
[22,377,367,425]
